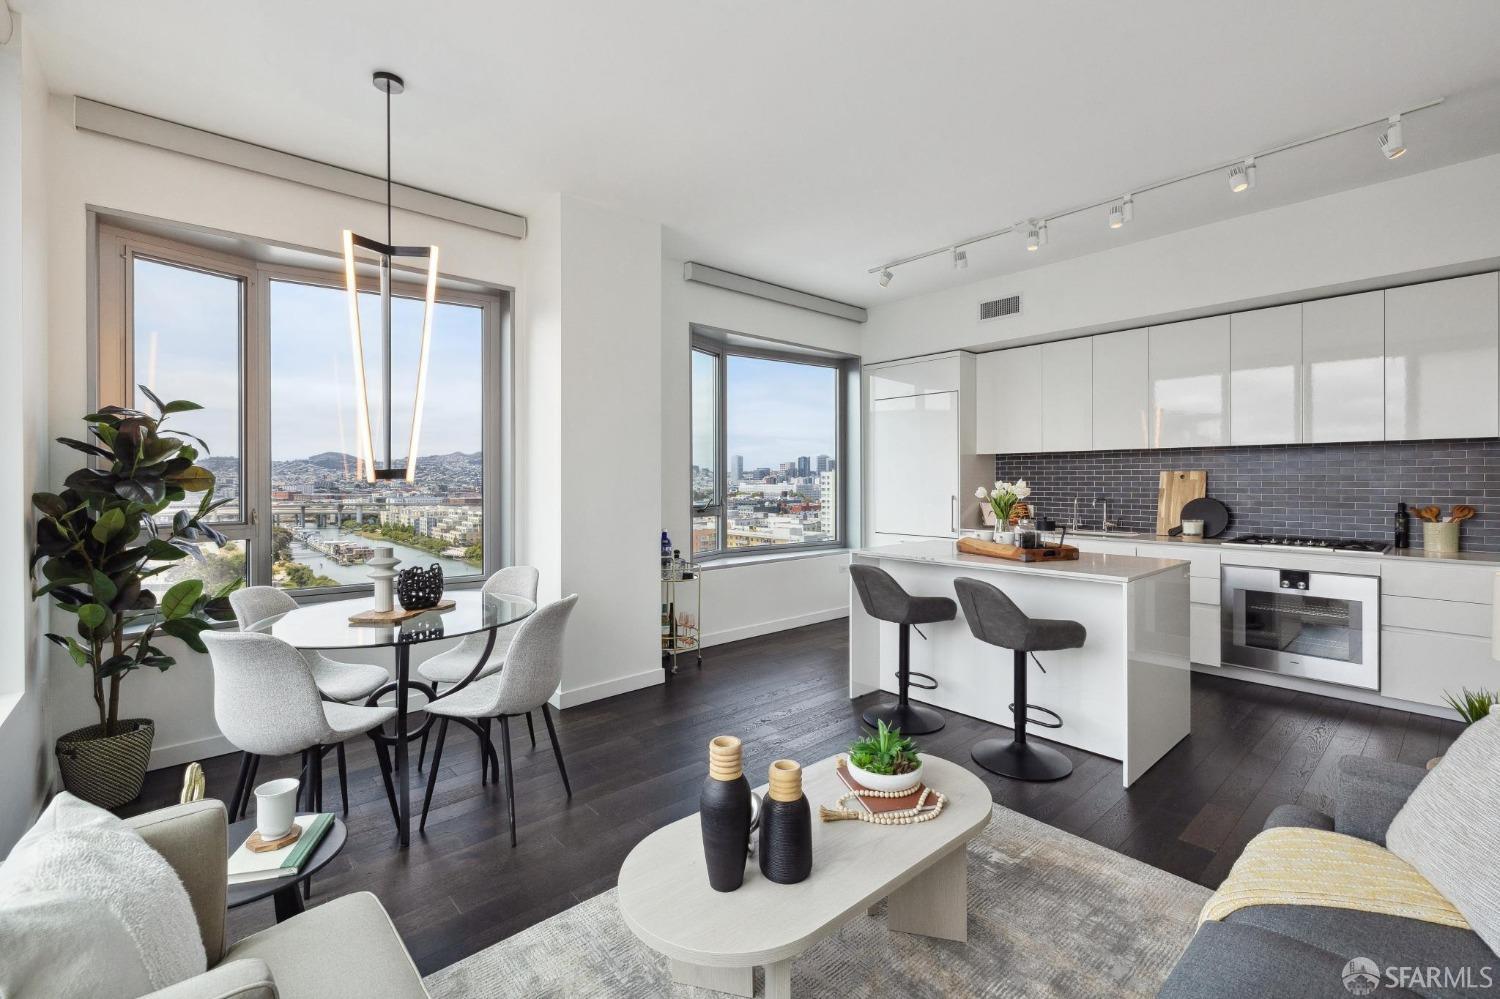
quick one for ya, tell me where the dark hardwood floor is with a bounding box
[125,618,1462,975]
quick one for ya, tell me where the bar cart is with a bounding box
[661,552,702,674]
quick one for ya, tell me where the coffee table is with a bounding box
[617,754,991,998]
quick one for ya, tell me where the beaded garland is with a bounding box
[818,786,947,825]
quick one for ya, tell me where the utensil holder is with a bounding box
[1423,521,1460,554]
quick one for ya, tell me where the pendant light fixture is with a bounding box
[343,70,440,483]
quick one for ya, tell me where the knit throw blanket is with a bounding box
[1200,826,1471,930]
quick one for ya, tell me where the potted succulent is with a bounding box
[847,720,924,792]
[976,479,1031,544]
[32,388,242,808]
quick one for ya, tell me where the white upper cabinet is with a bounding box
[975,346,1042,454]
[868,354,962,400]
[1041,338,1093,452]
[1230,304,1302,446]
[1302,291,1385,443]
[1148,316,1230,448]
[1384,273,1500,441]
[1092,329,1150,451]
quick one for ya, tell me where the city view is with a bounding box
[692,453,837,554]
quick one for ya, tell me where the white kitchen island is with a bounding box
[850,540,1192,786]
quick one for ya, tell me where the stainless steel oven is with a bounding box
[1221,565,1380,690]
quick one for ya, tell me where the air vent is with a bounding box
[979,294,1022,321]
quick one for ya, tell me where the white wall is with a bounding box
[863,153,1500,362]
[0,18,53,850]
[41,93,529,767]
[660,257,860,648]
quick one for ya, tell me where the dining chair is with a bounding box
[228,586,392,817]
[418,594,578,846]
[416,566,540,773]
[203,631,402,840]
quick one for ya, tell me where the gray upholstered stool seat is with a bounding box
[954,576,1084,782]
[850,564,956,735]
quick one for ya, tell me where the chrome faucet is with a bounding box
[1097,496,1118,533]
[1070,497,1082,531]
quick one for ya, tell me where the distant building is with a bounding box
[816,454,831,472]
[818,470,837,535]
[731,454,744,481]
[796,456,811,476]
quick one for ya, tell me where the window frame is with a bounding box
[94,220,508,599]
[689,330,848,560]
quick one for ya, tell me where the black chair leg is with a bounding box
[861,622,946,735]
[485,724,500,784]
[525,711,536,749]
[420,718,449,832]
[478,719,490,786]
[418,683,439,771]
[297,750,311,811]
[228,751,252,820]
[541,703,570,797]
[499,715,517,847]
[372,736,401,827]
[305,747,323,900]
[336,743,349,816]
[241,754,261,819]
[971,648,1073,782]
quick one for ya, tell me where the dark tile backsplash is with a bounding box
[995,438,1500,552]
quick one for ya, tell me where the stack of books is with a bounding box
[227,813,335,886]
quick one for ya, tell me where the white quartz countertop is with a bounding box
[1043,530,1500,568]
[854,540,1189,583]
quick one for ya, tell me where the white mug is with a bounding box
[254,778,300,839]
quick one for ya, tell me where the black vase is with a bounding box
[758,759,812,885]
[701,736,752,892]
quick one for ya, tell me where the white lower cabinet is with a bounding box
[1191,604,1221,667]
[1381,627,1500,707]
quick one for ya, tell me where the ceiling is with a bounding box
[18,1,1500,307]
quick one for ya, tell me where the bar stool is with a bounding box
[953,576,1084,782]
[850,564,956,735]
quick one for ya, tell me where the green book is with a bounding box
[227,813,335,885]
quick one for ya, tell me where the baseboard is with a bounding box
[553,667,663,709]
[149,734,236,772]
[1190,662,1461,721]
[701,608,849,649]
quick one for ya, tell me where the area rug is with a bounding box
[424,804,1210,998]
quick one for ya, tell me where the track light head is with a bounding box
[1108,204,1123,229]
[1379,115,1407,160]
[878,268,893,287]
[953,247,968,270]
[1025,224,1040,252]
[1229,157,1257,193]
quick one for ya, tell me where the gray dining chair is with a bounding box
[416,565,540,771]
[203,631,402,839]
[230,586,389,703]
[418,594,578,846]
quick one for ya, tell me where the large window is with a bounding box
[690,336,844,558]
[97,223,506,596]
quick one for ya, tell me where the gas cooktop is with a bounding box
[1221,534,1391,555]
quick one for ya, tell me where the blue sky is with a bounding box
[132,258,483,464]
[692,351,837,472]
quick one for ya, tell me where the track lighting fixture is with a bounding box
[1109,195,1134,229]
[1228,157,1256,193]
[1379,115,1407,160]
[878,268,893,287]
[953,247,968,269]
[1025,224,1040,252]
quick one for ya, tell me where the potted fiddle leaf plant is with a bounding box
[32,387,242,808]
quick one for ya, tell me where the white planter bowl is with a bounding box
[847,759,924,793]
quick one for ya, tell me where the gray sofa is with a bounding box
[1159,756,1498,999]
[129,799,430,999]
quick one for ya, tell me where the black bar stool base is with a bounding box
[971,737,1073,782]
[862,700,946,735]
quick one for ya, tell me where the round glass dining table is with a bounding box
[246,589,535,847]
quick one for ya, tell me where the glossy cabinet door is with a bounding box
[1041,337,1093,452]
[1092,329,1150,451]
[870,392,959,537]
[1384,273,1499,441]
[1302,291,1385,443]
[974,346,1042,454]
[1148,316,1230,448]
[868,355,962,400]
[1229,304,1302,445]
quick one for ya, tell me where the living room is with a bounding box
[3,3,1500,997]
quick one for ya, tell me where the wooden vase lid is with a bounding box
[707,735,743,781]
[767,759,803,802]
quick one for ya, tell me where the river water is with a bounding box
[288,527,476,584]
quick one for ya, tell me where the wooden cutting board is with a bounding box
[956,537,1080,562]
[348,598,455,626]
[1156,470,1207,536]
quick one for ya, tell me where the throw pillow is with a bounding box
[1387,706,1500,956]
[0,792,207,998]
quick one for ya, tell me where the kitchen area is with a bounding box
[860,270,1500,775]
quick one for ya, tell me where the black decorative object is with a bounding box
[701,736,752,892]
[758,759,813,885]
[396,563,444,610]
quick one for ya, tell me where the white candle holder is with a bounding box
[368,546,400,613]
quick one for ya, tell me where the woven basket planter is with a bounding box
[55,719,155,809]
